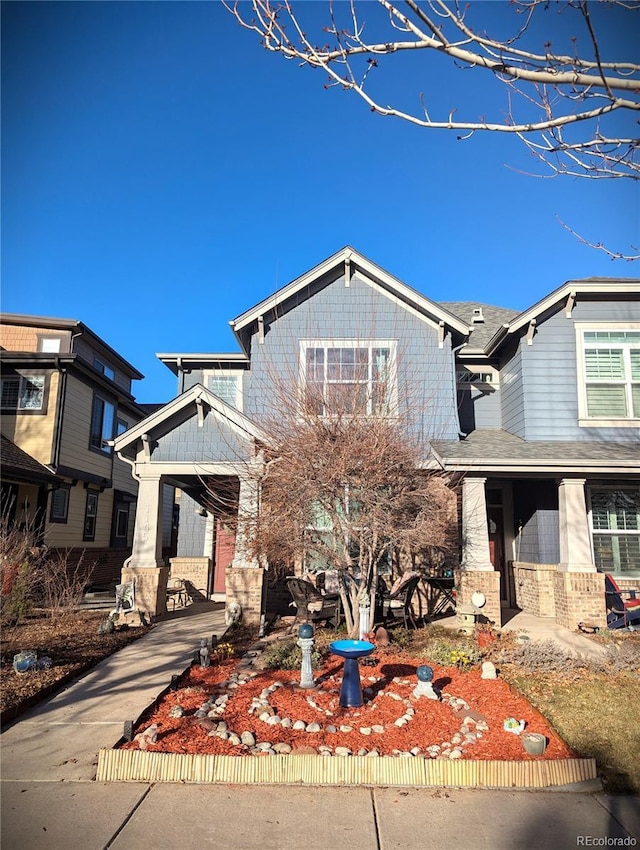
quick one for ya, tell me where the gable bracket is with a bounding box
[438,320,445,349]
[565,290,576,318]
[141,433,152,461]
[526,318,537,345]
[195,397,209,427]
[258,315,265,344]
[345,255,351,287]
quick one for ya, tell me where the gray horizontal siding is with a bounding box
[500,345,525,437]
[520,298,640,441]
[243,272,460,443]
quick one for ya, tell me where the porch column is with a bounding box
[557,478,596,572]
[457,476,501,627]
[231,474,260,569]
[121,473,168,619]
[461,477,493,571]
[555,478,605,631]
[226,473,264,626]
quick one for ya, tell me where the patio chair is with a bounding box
[605,574,640,630]
[286,577,341,629]
[380,572,421,630]
[166,577,188,611]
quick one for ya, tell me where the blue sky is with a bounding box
[2,1,638,402]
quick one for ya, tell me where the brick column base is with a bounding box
[513,562,556,618]
[225,567,265,626]
[553,571,606,631]
[121,566,170,619]
[454,569,501,629]
[169,557,211,600]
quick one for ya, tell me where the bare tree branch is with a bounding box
[555,214,640,260]
[223,0,640,180]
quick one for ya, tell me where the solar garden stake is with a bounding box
[211,634,218,650]
[297,623,315,689]
[358,603,370,641]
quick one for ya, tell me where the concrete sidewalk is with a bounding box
[2,602,639,850]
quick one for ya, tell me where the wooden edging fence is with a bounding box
[96,750,598,788]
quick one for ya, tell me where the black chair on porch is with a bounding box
[286,577,341,629]
[379,572,421,630]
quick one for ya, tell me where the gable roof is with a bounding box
[484,279,640,354]
[112,383,273,458]
[229,247,470,353]
[438,301,518,350]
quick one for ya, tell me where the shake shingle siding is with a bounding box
[152,414,253,464]
[243,273,461,442]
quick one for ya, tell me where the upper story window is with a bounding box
[38,337,62,353]
[89,395,115,453]
[94,357,115,381]
[1,375,46,412]
[205,372,243,410]
[300,340,396,416]
[577,325,640,426]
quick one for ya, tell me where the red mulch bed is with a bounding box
[122,651,574,761]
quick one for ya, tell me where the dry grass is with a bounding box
[503,667,640,794]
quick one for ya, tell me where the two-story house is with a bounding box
[112,248,639,630]
[0,314,149,589]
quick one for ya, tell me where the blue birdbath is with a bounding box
[329,640,375,708]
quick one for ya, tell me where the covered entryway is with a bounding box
[112,384,272,622]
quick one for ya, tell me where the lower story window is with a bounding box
[50,485,70,523]
[83,491,98,541]
[590,487,640,575]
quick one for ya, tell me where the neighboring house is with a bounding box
[113,248,639,630]
[0,314,149,588]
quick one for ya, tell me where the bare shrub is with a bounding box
[40,549,94,619]
[496,638,588,674]
[0,521,45,627]
[587,639,640,676]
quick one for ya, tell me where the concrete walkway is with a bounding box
[2,602,638,850]
[437,607,608,660]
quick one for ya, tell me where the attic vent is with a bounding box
[472,308,485,324]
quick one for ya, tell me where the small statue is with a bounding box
[199,638,210,668]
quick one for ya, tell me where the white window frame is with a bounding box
[588,486,640,577]
[203,370,243,411]
[38,337,62,353]
[575,322,640,428]
[299,339,398,417]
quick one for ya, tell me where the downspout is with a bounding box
[52,328,82,469]
[114,446,140,571]
[51,364,67,470]
[451,340,469,439]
